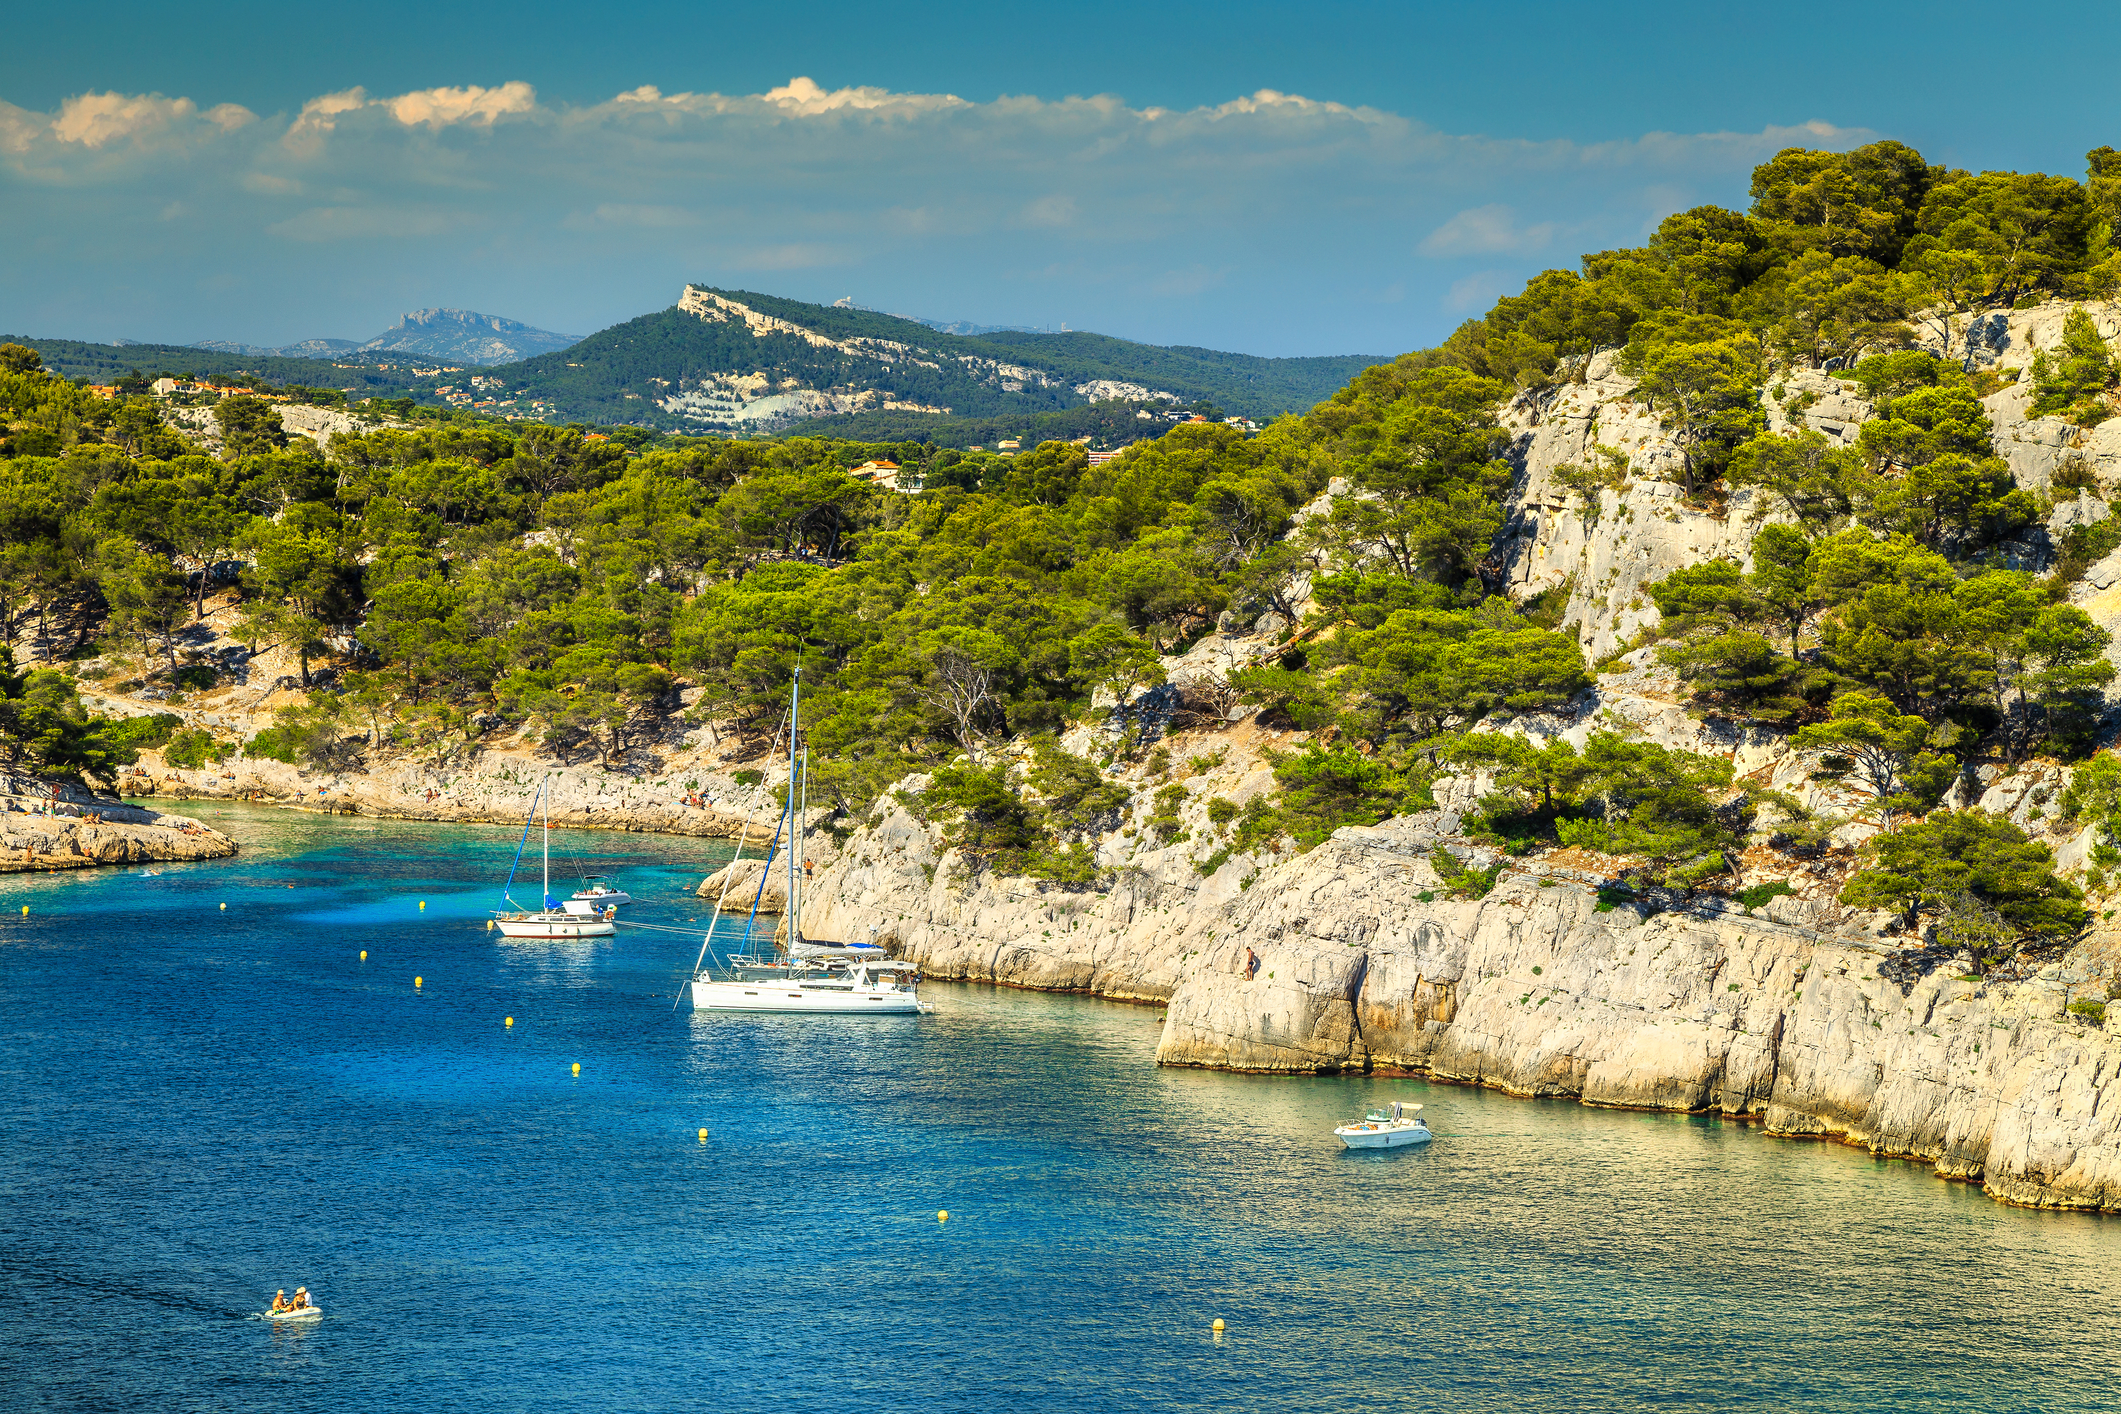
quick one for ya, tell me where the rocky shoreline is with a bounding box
[117,750,777,844]
[800,789,2121,1213]
[1,798,237,873]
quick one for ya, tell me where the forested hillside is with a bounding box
[10,338,448,398]
[486,286,1388,430]
[6,138,2121,936]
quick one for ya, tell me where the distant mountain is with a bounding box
[909,317,1061,337]
[281,337,363,358]
[479,285,1389,432]
[179,309,581,367]
[360,309,582,365]
[191,337,359,358]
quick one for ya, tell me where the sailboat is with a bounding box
[494,774,616,940]
[687,665,927,1015]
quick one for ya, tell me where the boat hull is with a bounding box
[495,915,615,939]
[690,978,923,1014]
[1335,1126,1432,1149]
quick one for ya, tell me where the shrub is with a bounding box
[105,713,183,750]
[162,728,224,770]
[1431,845,1501,899]
[1735,880,1795,910]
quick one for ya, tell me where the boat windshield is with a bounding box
[1365,1110,1390,1122]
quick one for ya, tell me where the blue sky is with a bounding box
[5,1,2118,357]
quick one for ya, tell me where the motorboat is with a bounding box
[493,777,615,940]
[1334,1101,1431,1149]
[682,665,929,1017]
[691,957,930,1014]
[565,878,631,914]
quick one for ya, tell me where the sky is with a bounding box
[5,1,2119,358]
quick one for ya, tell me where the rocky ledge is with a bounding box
[803,802,2121,1212]
[1,800,237,873]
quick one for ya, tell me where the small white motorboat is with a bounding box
[565,879,631,913]
[1334,1101,1432,1149]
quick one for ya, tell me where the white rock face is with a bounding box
[697,857,789,913]
[1494,304,2121,657]
[803,793,2121,1209]
[662,284,1066,431]
[1492,350,1773,661]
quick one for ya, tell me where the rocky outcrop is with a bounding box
[119,741,780,846]
[1493,302,2121,661]
[697,857,788,912]
[0,803,237,872]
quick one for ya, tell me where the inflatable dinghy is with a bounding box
[264,1304,321,1320]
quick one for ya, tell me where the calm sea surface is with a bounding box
[4,803,2120,1412]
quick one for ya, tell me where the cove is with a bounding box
[3,803,2119,1413]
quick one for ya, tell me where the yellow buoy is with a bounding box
[414,976,423,988]
[698,1128,708,1141]
[1212,1318,1225,1332]
[505,1017,514,1027]
[572,1062,581,1076]
[937,1210,949,1222]
[359,950,367,961]
[418,901,426,911]
[220,902,227,911]
[486,920,494,932]
[19,905,26,916]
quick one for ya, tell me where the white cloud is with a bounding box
[0,90,255,160]
[560,203,702,230]
[1419,204,1560,257]
[729,243,855,270]
[760,75,964,116]
[1446,271,1516,314]
[1017,194,1077,229]
[266,206,480,241]
[53,92,212,147]
[385,82,537,129]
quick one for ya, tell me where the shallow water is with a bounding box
[3,802,2119,1412]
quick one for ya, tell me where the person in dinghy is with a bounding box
[269,1289,290,1313]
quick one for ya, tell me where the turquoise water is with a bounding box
[5,803,2121,1412]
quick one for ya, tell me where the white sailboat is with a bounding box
[494,775,616,940]
[688,665,927,1016]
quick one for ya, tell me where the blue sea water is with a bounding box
[4,804,2121,1413]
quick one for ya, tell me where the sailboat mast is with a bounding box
[542,775,550,907]
[787,664,802,949]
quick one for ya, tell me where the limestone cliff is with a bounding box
[799,792,2121,1210]
[1491,300,2120,662]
